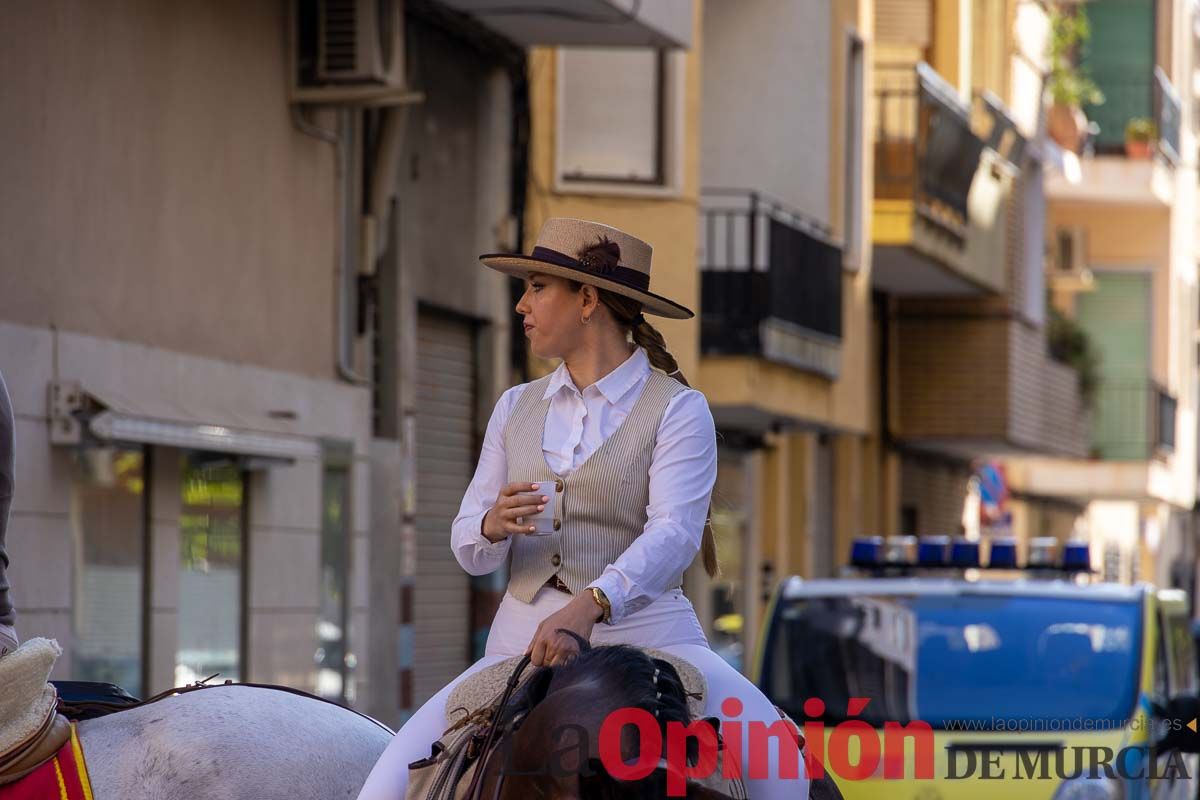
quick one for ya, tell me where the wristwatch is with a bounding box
[589,586,612,624]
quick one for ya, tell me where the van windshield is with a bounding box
[760,592,1142,731]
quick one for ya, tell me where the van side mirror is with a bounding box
[1157,694,1200,754]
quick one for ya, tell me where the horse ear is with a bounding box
[686,717,723,766]
[517,667,555,706]
[497,666,556,729]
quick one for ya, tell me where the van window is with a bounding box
[1165,610,1197,693]
[761,593,1142,730]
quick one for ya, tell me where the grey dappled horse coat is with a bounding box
[77,685,391,800]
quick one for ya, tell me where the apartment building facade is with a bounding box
[694,0,876,669]
[868,0,1095,554]
[1008,0,1199,594]
[0,0,693,730]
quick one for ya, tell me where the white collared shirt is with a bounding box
[450,347,717,624]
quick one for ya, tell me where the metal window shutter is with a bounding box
[559,48,660,181]
[1077,272,1151,378]
[1081,0,1155,148]
[875,0,930,46]
[412,312,476,705]
[1076,272,1152,459]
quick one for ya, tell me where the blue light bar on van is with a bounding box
[988,538,1019,569]
[1028,537,1058,568]
[917,536,951,566]
[950,539,980,568]
[885,536,918,564]
[850,536,884,567]
[1061,540,1092,572]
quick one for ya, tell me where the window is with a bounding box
[556,47,682,193]
[843,33,865,268]
[70,447,146,697]
[317,442,352,703]
[708,450,749,672]
[176,453,245,685]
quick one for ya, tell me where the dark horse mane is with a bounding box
[494,631,709,799]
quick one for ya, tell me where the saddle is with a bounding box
[0,639,71,787]
[406,649,748,800]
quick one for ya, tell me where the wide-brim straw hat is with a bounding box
[0,638,62,761]
[479,218,694,320]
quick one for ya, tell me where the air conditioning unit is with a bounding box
[291,0,421,105]
[1048,226,1095,292]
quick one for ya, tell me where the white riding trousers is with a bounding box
[355,586,809,799]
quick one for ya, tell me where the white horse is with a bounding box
[74,685,392,800]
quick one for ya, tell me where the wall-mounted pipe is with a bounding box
[292,104,370,386]
[292,100,414,386]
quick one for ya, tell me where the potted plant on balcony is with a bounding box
[1046,5,1104,153]
[1124,118,1157,159]
[1047,306,1099,409]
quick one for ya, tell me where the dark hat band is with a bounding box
[529,246,650,292]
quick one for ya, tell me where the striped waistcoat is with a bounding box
[503,369,687,603]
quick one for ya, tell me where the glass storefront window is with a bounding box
[709,451,748,672]
[70,447,146,697]
[176,454,244,686]
[316,453,350,703]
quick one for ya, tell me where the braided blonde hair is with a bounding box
[567,277,720,579]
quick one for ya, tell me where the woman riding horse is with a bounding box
[355,218,809,799]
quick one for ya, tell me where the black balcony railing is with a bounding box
[1090,379,1177,459]
[1154,68,1182,165]
[874,62,985,225]
[1154,381,1177,453]
[1085,68,1180,163]
[974,91,1026,166]
[699,190,843,374]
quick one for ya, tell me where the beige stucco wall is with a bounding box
[0,0,338,379]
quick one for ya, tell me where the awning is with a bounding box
[434,0,693,48]
[49,380,321,463]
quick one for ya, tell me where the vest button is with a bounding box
[551,554,561,566]
[553,519,561,531]
[554,478,564,493]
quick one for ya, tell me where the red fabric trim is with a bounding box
[0,727,90,800]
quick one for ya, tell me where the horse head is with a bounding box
[475,631,746,800]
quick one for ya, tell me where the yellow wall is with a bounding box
[523,3,704,381]
[931,0,972,96]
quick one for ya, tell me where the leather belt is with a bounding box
[544,574,572,594]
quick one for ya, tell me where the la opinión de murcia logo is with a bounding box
[491,697,1197,796]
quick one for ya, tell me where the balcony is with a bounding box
[1090,379,1177,460]
[871,63,997,296]
[1046,69,1182,206]
[1087,68,1181,162]
[895,315,1090,459]
[699,190,842,380]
